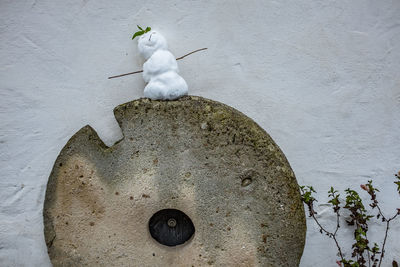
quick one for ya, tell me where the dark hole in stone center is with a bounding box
[149,209,195,247]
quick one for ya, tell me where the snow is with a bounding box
[137,30,168,60]
[138,31,188,100]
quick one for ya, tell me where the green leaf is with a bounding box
[132,31,144,40]
[329,198,339,206]
[132,25,151,40]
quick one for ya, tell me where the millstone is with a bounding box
[43,96,306,266]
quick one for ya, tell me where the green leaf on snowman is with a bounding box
[132,25,152,40]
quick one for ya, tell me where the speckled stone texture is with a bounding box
[43,96,306,266]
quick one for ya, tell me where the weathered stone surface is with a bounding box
[43,96,306,266]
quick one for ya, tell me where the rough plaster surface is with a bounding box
[43,96,305,266]
[0,0,399,266]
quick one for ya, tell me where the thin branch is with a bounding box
[389,212,399,222]
[310,213,345,263]
[332,208,345,263]
[378,221,390,267]
[175,47,207,60]
[108,47,208,79]
[376,204,386,220]
[334,209,340,236]
[366,232,371,267]
[333,236,346,265]
[108,70,143,79]
[378,212,399,267]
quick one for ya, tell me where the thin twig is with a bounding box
[333,209,345,263]
[175,47,207,60]
[366,231,371,267]
[108,70,143,79]
[376,204,386,219]
[355,221,361,265]
[378,221,390,267]
[334,210,340,236]
[378,212,399,267]
[108,47,208,79]
[311,213,345,263]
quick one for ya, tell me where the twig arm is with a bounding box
[108,47,207,79]
[108,70,143,79]
[175,47,207,60]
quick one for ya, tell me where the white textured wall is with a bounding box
[1,0,399,266]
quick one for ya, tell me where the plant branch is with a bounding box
[108,47,208,79]
[378,221,390,267]
[376,204,386,220]
[334,210,340,236]
[378,212,399,267]
[301,174,399,267]
[310,211,345,263]
[366,232,371,267]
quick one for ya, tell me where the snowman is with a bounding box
[137,30,188,100]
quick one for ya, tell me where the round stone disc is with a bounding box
[43,96,306,266]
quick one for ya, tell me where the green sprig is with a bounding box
[132,25,151,40]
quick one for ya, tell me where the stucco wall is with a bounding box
[1,0,399,266]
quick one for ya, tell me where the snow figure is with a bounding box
[137,30,188,100]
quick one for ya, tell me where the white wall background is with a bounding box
[1,0,399,266]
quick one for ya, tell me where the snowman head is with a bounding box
[138,31,168,60]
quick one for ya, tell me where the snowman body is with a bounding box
[138,31,188,100]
